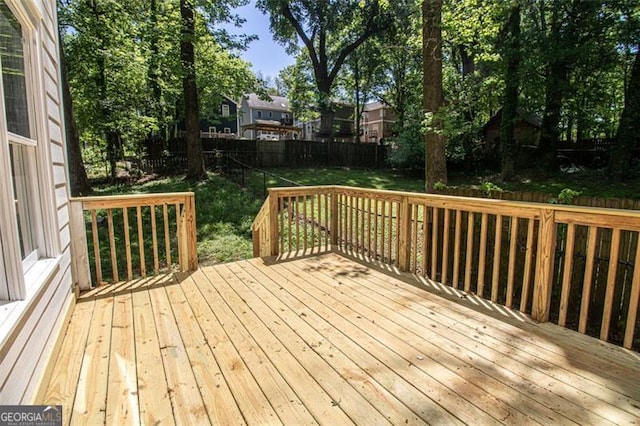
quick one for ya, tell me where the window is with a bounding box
[257,111,262,119]
[221,104,230,117]
[268,111,273,118]
[0,1,56,300]
[223,128,231,134]
[209,126,217,134]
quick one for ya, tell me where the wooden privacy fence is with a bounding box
[251,186,640,350]
[69,193,198,290]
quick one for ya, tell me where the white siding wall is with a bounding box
[0,0,74,403]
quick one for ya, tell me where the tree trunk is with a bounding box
[181,0,205,180]
[354,56,362,144]
[422,0,447,192]
[500,5,520,181]
[59,38,91,196]
[610,50,640,180]
[538,57,566,171]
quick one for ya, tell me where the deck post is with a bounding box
[69,199,92,290]
[185,194,198,271]
[398,196,412,272]
[269,193,279,256]
[532,207,556,322]
[330,188,339,248]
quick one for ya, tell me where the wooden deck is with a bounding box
[42,252,640,425]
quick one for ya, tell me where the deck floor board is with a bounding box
[42,252,640,425]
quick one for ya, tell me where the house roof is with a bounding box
[483,108,543,131]
[244,93,290,112]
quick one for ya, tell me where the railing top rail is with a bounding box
[71,192,195,210]
[268,185,640,219]
[251,197,271,231]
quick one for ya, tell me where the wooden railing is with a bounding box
[69,193,197,289]
[252,186,640,350]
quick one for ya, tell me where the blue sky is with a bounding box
[224,1,295,80]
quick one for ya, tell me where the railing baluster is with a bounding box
[163,204,171,271]
[360,197,365,255]
[579,226,599,333]
[373,198,379,260]
[123,207,133,280]
[380,200,386,262]
[441,208,451,285]
[107,209,118,282]
[422,205,429,278]
[558,223,576,326]
[506,217,519,308]
[150,204,159,275]
[287,196,293,252]
[431,208,439,280]
[464,212,475,293]
[280,197,285,255]
[90,210,102,284]
[412,204,419,274]
[388,201,394,265]
[520,218,535,313]
[138,205,147,277]
[491,214,503,302]
[601,228,621,341]
[623,239,640,348]
[477,213,488,297]
[452,210,461,288]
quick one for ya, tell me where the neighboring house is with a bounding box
[201,95,240,138]
[239,93,298,140]
[0,0,75,403]
[174,95,240,140]
[360,101,396,144]
[483,108,542,154]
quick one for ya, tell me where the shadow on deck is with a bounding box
[41,251,640,425]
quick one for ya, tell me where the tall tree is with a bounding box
[423,0,447,191]
[500,4,521,181]
[180,0,205,179]
[257,0,408,141]
[610,50,640,180]
[59,37,91,196]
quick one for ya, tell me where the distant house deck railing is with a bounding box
[252,185,640,350]
[69,193,197,290]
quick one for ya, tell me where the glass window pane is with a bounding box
[9,143,37,260]
[0,1,30,138]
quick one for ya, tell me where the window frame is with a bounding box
[221,104,230,117]
[0,0,59,300]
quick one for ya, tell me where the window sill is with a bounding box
[0,257,62,353]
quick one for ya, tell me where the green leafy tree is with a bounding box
[257,0,410,141]
[610,50,640,180]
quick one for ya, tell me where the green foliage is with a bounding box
[60,0,257,174]
[479,181,503,195]
[433,181,448,191]
[550,188,582,205]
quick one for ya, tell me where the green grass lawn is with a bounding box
[94,173,263,266]
[246,167,640,200]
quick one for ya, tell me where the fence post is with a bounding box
[398,195,412,272]
[331,188,339,248]
[269,192,279,256]
[532,207,556,322]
